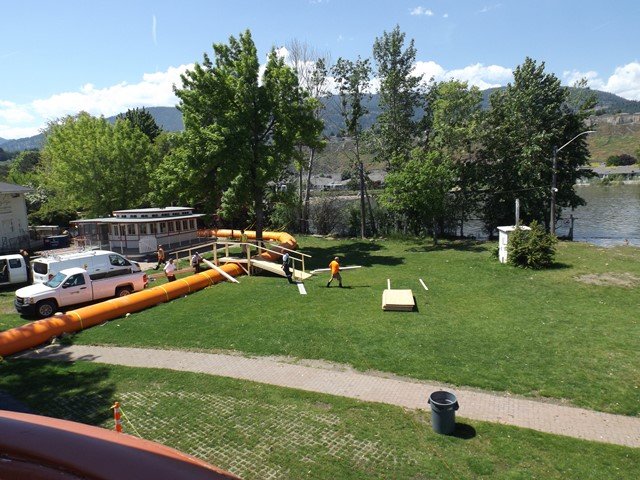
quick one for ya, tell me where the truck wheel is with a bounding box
[36,300,57,318]
[116,286,133,297]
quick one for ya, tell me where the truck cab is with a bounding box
[0,254,28,286]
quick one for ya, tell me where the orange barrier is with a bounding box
[0,230,295,358]
[112,401,122,433]
[0,409,240,479]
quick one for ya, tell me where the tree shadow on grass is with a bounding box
[547,262,572,270]
[405,240,488,254]
[301,242,404,269]
[0,354,116,426]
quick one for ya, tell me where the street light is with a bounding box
[550,130,596,235]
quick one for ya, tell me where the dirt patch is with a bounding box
[575,272,640,288]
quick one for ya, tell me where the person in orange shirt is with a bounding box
[326,256,343,288]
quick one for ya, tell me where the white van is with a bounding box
[31,250,141,284]
[0,254,29,286]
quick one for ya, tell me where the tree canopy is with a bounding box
[174,30,318,239]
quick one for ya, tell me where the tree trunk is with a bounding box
[363,178,377,236]
[298,161,304,233]
[355,137,366,239]
[254,189,264,246]
[303,148,316,234]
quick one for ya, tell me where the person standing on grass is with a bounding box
[327,256,343,288]
[282,252,294,284]
[164,258,177,282]
[155,245,166,270]
[240,229,249,256]
[191,251,202,273]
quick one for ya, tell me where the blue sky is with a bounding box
[1,0,639,139]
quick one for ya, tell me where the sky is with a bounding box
[1,0,639,140]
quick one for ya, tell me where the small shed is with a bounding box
[497,225,531,264]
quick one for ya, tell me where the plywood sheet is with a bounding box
[382,289,415,311]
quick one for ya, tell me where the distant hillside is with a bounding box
[0,133,45,152]
[0,137,7,146]
[2,88,639,153]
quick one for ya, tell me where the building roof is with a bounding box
[72,214,204,224]
[497,225,532,232]
[0,182,32,194]
[113,207,193,214]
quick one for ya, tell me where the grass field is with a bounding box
[1,360,638,480]
[3,237,638,416]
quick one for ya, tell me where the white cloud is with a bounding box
[479,4,502,14]
[412,61,446,81]
[443,13,449,18]
[0,101,34,124]
[410,7,434,16]
[562,70,604,89]
[0,64,192,139]
[31,64,191,120]
[562,62,640,100]
[410,61,512,89]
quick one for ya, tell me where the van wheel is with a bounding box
[36,300,57,318]
[116,286,133,297]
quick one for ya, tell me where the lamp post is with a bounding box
[550,130,595,235]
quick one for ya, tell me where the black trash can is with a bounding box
[428,390,459,435]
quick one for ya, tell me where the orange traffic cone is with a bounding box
[112,402,122,433]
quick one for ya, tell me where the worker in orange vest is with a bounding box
[326,256,343,288]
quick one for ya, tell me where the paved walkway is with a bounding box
[19,345,640,448]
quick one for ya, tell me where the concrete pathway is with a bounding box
[19,345,640,448]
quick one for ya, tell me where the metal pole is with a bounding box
[550,146,558,235]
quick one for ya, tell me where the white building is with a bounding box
[72,207,204,255]
[0,182,32,253]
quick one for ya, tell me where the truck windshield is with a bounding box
[45,272,66,288]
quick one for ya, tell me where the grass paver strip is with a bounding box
[1,360,638,480]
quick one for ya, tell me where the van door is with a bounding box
[0,259,9,285]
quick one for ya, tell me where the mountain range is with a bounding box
[1,88,639,153]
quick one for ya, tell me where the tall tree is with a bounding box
[372,25,423,170]
[286,39,329,232]
[478,58,594,234]
[39,112,154,217]
[175,30,315,241]
[332,56,372,238]
[381,150,456,243]
[424,80,483,235]
[117,107,162,142]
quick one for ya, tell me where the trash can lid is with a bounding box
[429,390,458,407]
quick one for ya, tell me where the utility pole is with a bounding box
[549,130,595,236]
[550,146,558,235]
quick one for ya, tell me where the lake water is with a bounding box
[462,183,640,247]
[565,183,640,246]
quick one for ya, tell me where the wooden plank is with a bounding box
[297,283,307,295]
[202,258,239,283]
[419,278,429,291]
[310,266,362,274]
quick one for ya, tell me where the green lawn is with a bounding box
[2,238,639,415]
[0,360,637,480]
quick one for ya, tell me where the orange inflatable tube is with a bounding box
[0,230,296,358]
[0,409,239,479]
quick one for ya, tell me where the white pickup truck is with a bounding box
[15,267,148,318]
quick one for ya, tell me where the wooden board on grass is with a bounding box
[382,289,415,311]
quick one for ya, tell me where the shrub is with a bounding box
[507,221,557,269]
[606,154,637,166]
